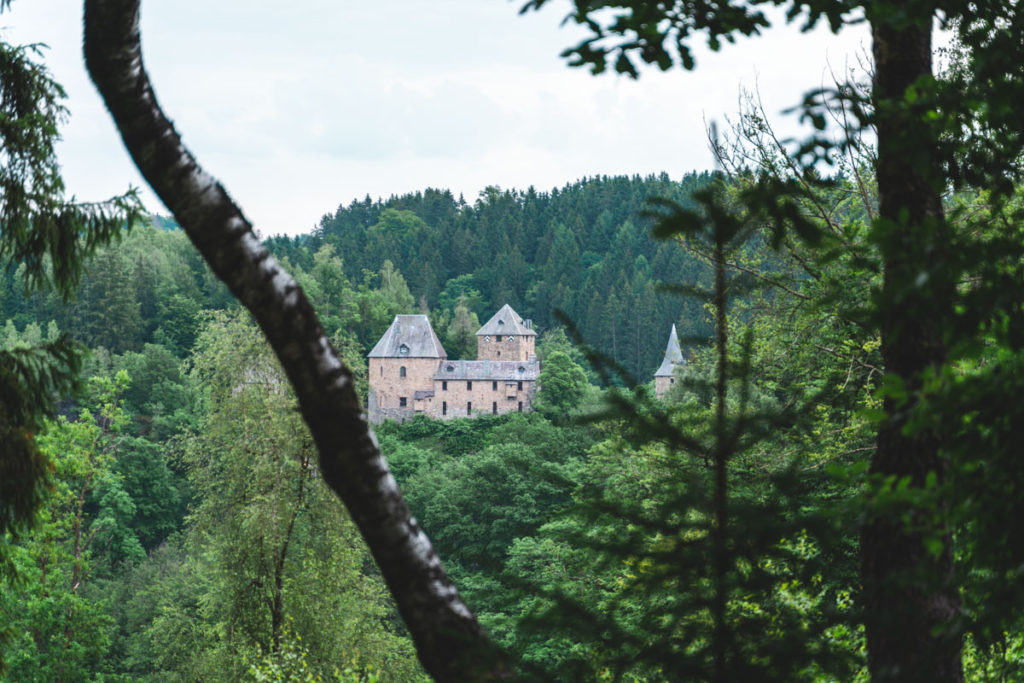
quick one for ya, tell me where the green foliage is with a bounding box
[110,436,185,551]
[69,248,142,354]
[0,332,83,575]
[156,310,424,681]
[0,372,136,679]
[246,624,387,683]
[154,292,201,355]
[0,37,139,300]
[443,295,481,360]
[405,442,577,562]
[114,341,196,439]
[535,350,588,419]
[500,178,862,680]
[436,274,486,319]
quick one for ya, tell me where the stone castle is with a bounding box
[367,304,540,423]
[367,303,686,422]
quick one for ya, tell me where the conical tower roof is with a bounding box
[655,324,684,377]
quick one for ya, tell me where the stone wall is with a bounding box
[428,377,536,419]
[367,357,441,423]
[475,334,536,362]
[655,375,674,400]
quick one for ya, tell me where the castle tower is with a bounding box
[654,324,684,399]
[367,314,446,423]
[475,303,536,362]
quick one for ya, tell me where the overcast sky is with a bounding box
[3,1,869,237]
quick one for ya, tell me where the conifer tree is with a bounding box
[521,1,1024,679]
[0,1,137,610]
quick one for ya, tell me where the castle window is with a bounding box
[492,402,497,415]
[442,401,447,416]
[484,335,490,342]
[467,401,472,415]
[467,381,473,390]
[399,397,407,407]
[518,381,523,390]
[447,364,454,372]
[495,335,502,343]
[518,401,523,412]
[518,366,525,373]
[492,381,497,390]
[399,344,409,356]
[400,366,406,378]
[442,380,448,391]
[508,335,514,342]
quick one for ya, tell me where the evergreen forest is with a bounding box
[5,1,1024,682]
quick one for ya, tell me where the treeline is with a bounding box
[2,174,716,383]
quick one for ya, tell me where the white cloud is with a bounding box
[3,0,870,236]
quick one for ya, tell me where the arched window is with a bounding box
[400,366,407,378]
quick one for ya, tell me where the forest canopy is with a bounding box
[4,0,1024,681]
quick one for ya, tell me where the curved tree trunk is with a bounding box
[82,2,507,680]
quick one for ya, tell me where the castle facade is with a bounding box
[367,304,539,423]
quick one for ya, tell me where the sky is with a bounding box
[3,1,870,237]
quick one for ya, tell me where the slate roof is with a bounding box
[476,304,536,337]
[367,315,447,358]
[655,324,685,377]
[435,359,540,381]
[414,390,435,400]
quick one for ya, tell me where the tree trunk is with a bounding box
[861,13,963,682]
[82,2,508,680]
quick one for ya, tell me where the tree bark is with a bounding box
[861,12,963,683]
[82,2,508,680]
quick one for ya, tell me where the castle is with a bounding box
[367,304,539,423]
